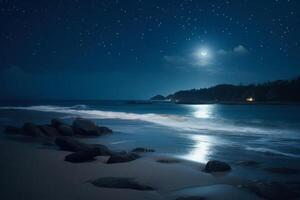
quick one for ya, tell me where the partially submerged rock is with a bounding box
[264,167,300,174]
[107,152,141,164]
[243,181,300,200]
[90,177,154,191]
[131,147,155,153]
[203,160,231,173]
[72,118,112,136]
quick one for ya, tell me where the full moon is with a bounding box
[196,48,210,59]
[200,50,208,56]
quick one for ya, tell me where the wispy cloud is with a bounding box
[217,45,249,56]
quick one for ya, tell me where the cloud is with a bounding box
[233,45,248,54]
[217,45,249,56]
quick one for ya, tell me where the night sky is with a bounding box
[1,0,300,100]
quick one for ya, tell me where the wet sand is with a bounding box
[0,136,261,200]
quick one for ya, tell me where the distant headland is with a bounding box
[151,76,300,104]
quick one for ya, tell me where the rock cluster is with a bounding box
[5,118,112,138]
[5,118,153,164]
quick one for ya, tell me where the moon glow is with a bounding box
[196,48,210,59]
[200,50,208,56]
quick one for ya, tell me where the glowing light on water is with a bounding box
[181,134,213,163]
[191,104,214,119]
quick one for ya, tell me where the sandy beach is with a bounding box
[0,134,261,200]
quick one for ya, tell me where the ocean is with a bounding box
[1,100,300,182]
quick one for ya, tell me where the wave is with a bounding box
[0,105,297,136]
[245,147,300,158]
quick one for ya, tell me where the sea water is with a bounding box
[0,100,300,181]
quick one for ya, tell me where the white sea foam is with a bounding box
[245,147,300,158]
[0,105,297,136]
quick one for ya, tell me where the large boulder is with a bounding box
[51,118,65,128]
[90,177,154,191]
[72,118,112,136]
[55,137,91,152]
[107,152,141,164]
[65,151,96,163]
[57,125,75,136]
[39,125,60,137]
[22,123,45,137]
[203,160,231,173]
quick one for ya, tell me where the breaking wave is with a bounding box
[245,147,300,158]
[0,105,297,136]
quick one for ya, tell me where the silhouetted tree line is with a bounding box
[165,76,300,103]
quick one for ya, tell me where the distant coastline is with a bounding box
[151,76,300,104]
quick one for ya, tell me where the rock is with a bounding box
[57,125,75,136]
[55,136,112,157]
[55,137,91,152]
[65,151,96,163]
[236,160,260,166]
[203,160,231,173]
[39,125,60,137]
[51,118,65,128]
[22,123,45,137]
[90,177,154,191]
[72,118,112,136]
[244,181,300,200]
[176,197,206,200]
[131,147,155,153]
[90,144,113,156]
[4,126,23,135]
[264,167,300,174]
[107,152,141,164]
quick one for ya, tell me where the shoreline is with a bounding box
[1,117,300,200]
[0,135,260,200]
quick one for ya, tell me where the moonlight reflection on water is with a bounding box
[181,134,214,163]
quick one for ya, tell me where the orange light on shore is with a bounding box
[246,97,255,102]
